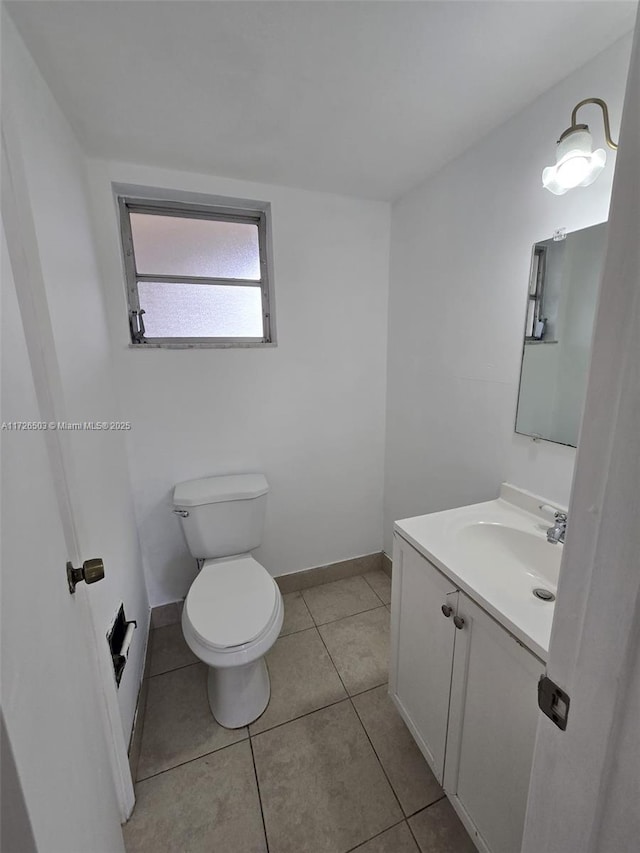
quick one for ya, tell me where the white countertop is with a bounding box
[394,485,565,661]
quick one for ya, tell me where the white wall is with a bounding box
[383,34,633,553]
[86,161,390,606]
[1,14,149,741]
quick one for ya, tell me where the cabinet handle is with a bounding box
[441,604,453,618]
[453,615,465,629]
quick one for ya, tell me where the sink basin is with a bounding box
[395,485,568,659]
[456,523,561,587]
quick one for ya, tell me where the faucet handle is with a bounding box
[539,503,554,513]
[539,503,566,521]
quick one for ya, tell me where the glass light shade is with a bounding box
[542,127,606,195]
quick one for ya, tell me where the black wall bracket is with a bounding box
[107,604,137,687]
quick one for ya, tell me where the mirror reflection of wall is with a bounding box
[516,221,607,448]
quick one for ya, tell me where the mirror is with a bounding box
[515,221,607,447]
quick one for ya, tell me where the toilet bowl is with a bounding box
[173,473,282,728]
[181,555,283,727]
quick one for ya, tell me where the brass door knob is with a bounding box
[67,558,105,594]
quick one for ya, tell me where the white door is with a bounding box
[1,220,126,851]
[389,534,458,781]
[445,594,544,853]
[522,20,640,852]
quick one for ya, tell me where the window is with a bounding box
[118,196,273,346]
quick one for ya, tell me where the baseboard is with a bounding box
[382,552,392,578]
[275,552,383,594]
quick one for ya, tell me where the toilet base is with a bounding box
[207,657,271,728]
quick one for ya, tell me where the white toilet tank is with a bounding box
[173,473,269,559]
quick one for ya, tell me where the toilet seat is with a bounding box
[184,555,279,652]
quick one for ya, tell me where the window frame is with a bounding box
[524,244,547,341]
[118,195,273,348]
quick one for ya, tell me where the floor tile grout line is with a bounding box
[405,796,451,852]
[278,623,318,639]
[349,693,407,820]
[314,619,352,696]
[298,589,315,625]
[135,735,249,783]
[405,797,449,853]
[139,581,390,768]
[136,612,431,848]
[133,679,394,780]
[246,688,442,811]
[343,817,408,853]
[348,679,388,700]
[312,602,388,630]
[280,616,383,647]
[406,816,423,852]
[407,796,447,820]
[348,681,390,700]
[139,678,386,781]
[349,688,447,822]
[360,572,389,606]
[313,614,390,702]
[131,700,437,838]
[248,733,271,853]
[301,573,386,624]
[249,671,391,738]
[252,637,388,735]
[260,622,403,852]
[293,569,373,596]
[148,659,200,680]
[313,619,410,828]
[250,694,350,739]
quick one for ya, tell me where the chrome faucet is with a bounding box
[545,511,567,544]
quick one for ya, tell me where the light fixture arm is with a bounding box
[569,98,618,150]
[543,97,614,194]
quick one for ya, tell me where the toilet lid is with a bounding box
[184,556,277,649]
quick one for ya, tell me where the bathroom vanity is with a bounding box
[389,485,564,853]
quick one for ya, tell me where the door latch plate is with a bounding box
[538,675,570,730]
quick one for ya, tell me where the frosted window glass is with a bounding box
[138,282,264,338]
[131,213,260,280]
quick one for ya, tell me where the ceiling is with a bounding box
[6,1,637,201]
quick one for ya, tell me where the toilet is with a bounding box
[172,473,283,728]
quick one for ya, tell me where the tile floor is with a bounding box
[125,571,476,853]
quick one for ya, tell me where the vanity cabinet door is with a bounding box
[444,593,544,853]
[389,535,458,783]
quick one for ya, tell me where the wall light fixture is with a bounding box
[542,98,618,195]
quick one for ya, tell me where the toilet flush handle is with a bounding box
[173,509,189,518]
